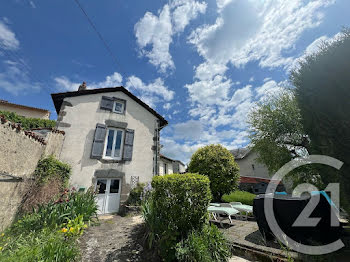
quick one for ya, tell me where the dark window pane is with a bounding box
[97,179,107,194]
[106,129,114,156]
[110,179,120,193]
[114,102,123,113]
[114,130,123,157]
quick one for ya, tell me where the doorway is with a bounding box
[95,178,121,214]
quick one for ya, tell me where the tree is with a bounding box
[291,28,350,212]
[188,144,240,201]
[248,92,324,188]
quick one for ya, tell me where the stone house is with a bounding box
[0,100,50,119]
[158,154,186,175]
[51,86,167,214]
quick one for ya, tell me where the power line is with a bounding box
[72,0,141,96]
[73,0,124,71]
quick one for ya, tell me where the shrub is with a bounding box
[222,190,256,206]
[188,144,240,201]
[0,110,56,130]
[126,183,145,206]
[34,155,71,185]
[145,173,212,261]
[10,188,97,234]
[175,224,230,262]
[0,228,80,262]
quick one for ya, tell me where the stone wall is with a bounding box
[0,121,64,231]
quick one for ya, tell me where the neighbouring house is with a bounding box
[230,147,285,194]
[158,154,186,175]
[0,99,50,119]
[51,85,167,214]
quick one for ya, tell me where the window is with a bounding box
[103,128,124,160]
[164,163,168,174]
[113,100,125,114]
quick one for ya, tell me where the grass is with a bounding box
[221,190,256,206]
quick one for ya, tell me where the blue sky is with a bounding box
[0,0,349,163]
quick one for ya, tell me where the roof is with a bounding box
[159,154,184,165]
[51,86,168,128]
[240,176,282,185]
[230,147,251,160]
[0,100,50,114]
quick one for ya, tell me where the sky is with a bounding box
[0,0,349,164]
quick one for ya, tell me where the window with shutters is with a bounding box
[103,128,124,160]
[113,100,125,114]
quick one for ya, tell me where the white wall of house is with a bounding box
[235,151,271,179]
[57,91,158,203]
[158,158,173,175]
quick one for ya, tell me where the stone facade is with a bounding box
[55,90,162,205]
[0,100,50,119]
[0,122,64,230]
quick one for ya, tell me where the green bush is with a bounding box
[146,173,212,261]
[0,228,80,262]
[188,144,240,201]
[0,110,56,130]
[34,155,71,185]
[222,190,256,206]
[10,188,97,235]
[126,183,145,206]
[175,224,230,262]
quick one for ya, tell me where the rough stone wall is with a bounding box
[0,122,64,231]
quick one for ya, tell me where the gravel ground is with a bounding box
[78,214,160,262]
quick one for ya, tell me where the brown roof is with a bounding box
[0,100,50,114]
[51,86,168,128]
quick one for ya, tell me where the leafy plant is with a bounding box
[146,173,211,261]
[34,155,71,185]
[0,110,56,130]
[61,215,88,237]
[222,190,256,206]
[0,228,80,262]
[126,182,145,206]
[188,144,240,201]
[175,224,230,262]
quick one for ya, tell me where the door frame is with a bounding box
[95,178,122,214]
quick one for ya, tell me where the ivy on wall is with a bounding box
[0,110,56,130]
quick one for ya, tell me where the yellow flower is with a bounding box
[61,228,68,233]
[0,233,4,237]
[69,227,74,232]
[0,247,3,251]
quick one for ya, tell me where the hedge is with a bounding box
[0,110,56,130]
[221,190,256,206]
[150,173,212,260]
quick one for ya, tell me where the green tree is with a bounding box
[291,28,350,212]
[248,92,324,188]
[188,144,240,201]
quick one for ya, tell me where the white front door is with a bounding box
[96,178,121,214]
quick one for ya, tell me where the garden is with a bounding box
[0,156,98,262]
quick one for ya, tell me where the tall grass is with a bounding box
[221,190,256,206]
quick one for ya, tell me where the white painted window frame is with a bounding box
[103,127,125,160]
[113,100,125,114]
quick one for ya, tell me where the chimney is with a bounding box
[78,82,87,91]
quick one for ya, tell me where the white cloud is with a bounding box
[188,0,334,69]
[134,0,206,73]
[249,77,254,82]
[172,120,203,140]
[255,80,285,102]
[170,0,207,33]
[0,20,20,50]
[126,76,174,102]
[0,60,40,95]
[163,103,171,110]
[54,72,123,92]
